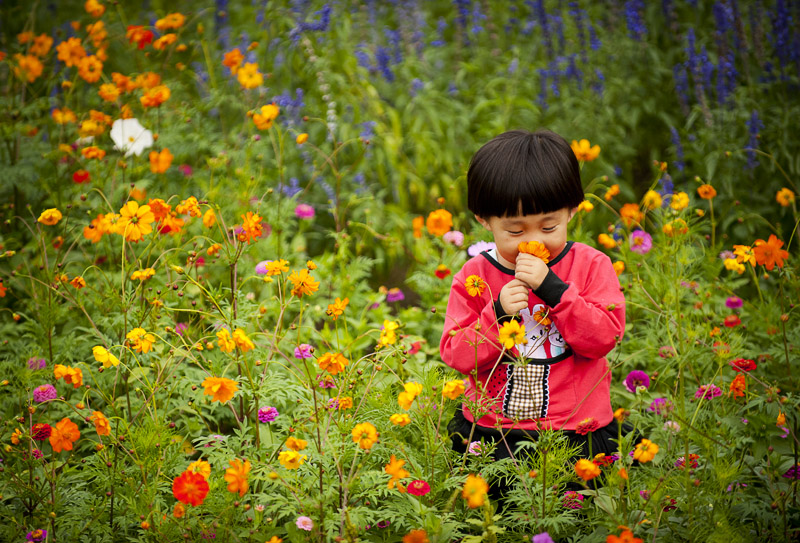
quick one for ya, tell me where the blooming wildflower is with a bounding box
[253,104,280,130]
[25,529,47,543]
[52,108,77,124]
[575,417,599,435]
[467,240,496,257]
[31,423,52,441]
[571,139,601,161]
[285,437,308,452]
[624,370,650,393]
[577,200,594,213]
[442,379,465,400]
[390,413,411,426]
[562,490,584,509]
[318,352,348,375]
[265,259,289,276]
[613,261,625,276]
[216,329,236,352]
[464,275,487,297]
[776,188,795,207]
[338,396,353,409]
[695,384,722,400]
[443,230,465,246]
[620,203,643,227]
[642,190,663,210]
[32,384,57,403]
[296,133,308,144]
[130,268,155,281]
[753,235,789,270]
[462,474,489,508]
[385,455,410,491]
[533,533,555,543]
[126,327,155,353]
[575,458,601,481]
[629,230,652,255]
[201,209,216,228]
[647,397,673,415]
[434,264,451,279]
[725,296,743,309]
[232,329,255,352]
[239,211,263,244]
[729,374,746,398]
[176,196,200,217]
[592,453,619,467]
[633,439,659,463]
[730,358,756,372]
[386,288,405,302]
[237,63,263,89]
[202,376,238,404]
[697,184,717,199]
[288,269,320,297]
[662,218,689,237]
[380,320,399,346]
[398,382,423,410]
[783,464,800,480]
[724,258,745,274]
[296,516,313,531]
[733,244,756,266]
[408,480,431,496]
[117,202,155,243]
[223,48,244,74]
[518,240,551,262]
[77,55,103,83]
[294,203,315,219]
[777,411,786,426]
[598,233,617,249]
[13,54,44,82]
[173,470,209,506]
[670,191,689,210]
[110,118,153,157]
[403,530,429,543]
[173,503,186,518]
[326,297,349,320]
[188,459,211,479]
[149,148,173,174]
[604,184,620,201]
[294,344,313,359]
[498,320,527,350]
[258,406,279,423]
[675,454,699,470]
[724,314,741,327]
[607,530,643,543]
[224,459,251,496]
[56,37,86,67]
[426,209,453,236]
[126,25,154,49]
[91,411,111,436]
[38,208,62,226]
[27,357,46,370]
[49,417,80,452]
[352,422,378,449]
[658,345,676,358]
[140,85,171,108]
[412,216,424,238]
[54,364,83,388]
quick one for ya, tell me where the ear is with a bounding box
[566,207,578,223]
[474,214,490,230]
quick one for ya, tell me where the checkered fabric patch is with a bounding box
[502,363,549,419]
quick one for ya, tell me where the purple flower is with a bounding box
[741,418,749,424]
[296,516,313,531]
[386,288,405,302]
[695,384,722,400]
[27,357,47,370]
[294,203,315,219]
[533,533,554,543]
[255,260,270,275]
[624,370,650,393]
[443,230,464,246]
[26,529,47,542]
[629,230,653,254]
[782,463,800,479]
[467,241,496,257]
[562,491,584,509]
[719,250,735,260]
[326,398,339,410]
[258,406,279,423]
[175,323,188,336]
[725,296,743,309]
[376,520,390,528]
[639,490,650,500]
[32,384,57,403]
[317,374,336,389]
[32,449,44,460]
[648,397,673,415]
[294,344,313,359]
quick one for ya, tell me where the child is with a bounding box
[441,129,626,472]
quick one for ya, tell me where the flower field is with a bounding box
[1,1,799,542]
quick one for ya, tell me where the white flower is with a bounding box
[110,118,153,157]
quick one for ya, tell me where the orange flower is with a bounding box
[385,455,410,491]
[18,31,34,44]
[86,20,107,47]
[253,103,280,130]
[318,352,349,375]
[776,188,795,207]
[141,85,171,108]
[232,329,255,352]
[729,374,746,398]
[117,201,155,242]
[753,235,789,271]
[176,196,200,217]
[575,458,601,481]
[56,37,86,67]
[49,417,80,453]
[517,240,551,262]
[70,276,86,289]
[642,190,663,210]
[155,13,186,31]
[201,376,238,403]
[425,209,452,236]
[81,146,106,160]
[83,214,105,243]
[697,184,717,200]
[288,269,320,297]
[633,439,659,463]
[216,329,236,352]
[153,33,178,51]
[38,208,63,225]
[135,71,162,89]
[412,216,424,238]
[403,530,430,543]
[285,437,308,452]
[85,0,105,17]
[98,83,120,102]
[173,503,186,518]
[613,260,625,276]
[126,25,154,49]
[604,184,620,201]
[202,209,216,228]
[240,211,263,243]
[237,62,263,89]
[296,133,308,144]
[13,54,43,82]
[619,203,643,227]
[223,48,245,74]
[172,469,209,506]
[54,364,83,388]
[571,138,601,161]
[462,474,489,508]
[52,107,77,124]
[326,297,349,320]
[464,275,486,297]
[224,459,251,497]
[606,530,643,543]
[351,422,378,450]
[91,411,111,436]
[112,72,136,93]
[77,55,103,83]
[149,148,173,173]
[390,413,411,426]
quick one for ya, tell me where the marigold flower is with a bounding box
[253,103,280,130]
[464,275,487,297]
[390,413,411,426]
[279,450,307,469]
[642,190,663,210]
[753,235,789,271]
[232,329,255,352]
[140,85,171,108]
[697,184,717,200]
[498,319,526,350]
[148,148,173,173]
[575,458,601,481]
[462,474,489,508]
[442,379,465,400]
[318,351,348,375]
[403,530,430,543]
[201,376,238,404]
[85,0,105,17]
[604,184,620,201]
[633,439,659,463]
[29,33,53,57]
[425,209,453,236]
[288,269,320,297]
[237,62,263,89]
[380,320,399,346]
[56,37,86,67]
[326,297,349,320]
[352,422,378,450]
[173,469,209,506]
[126,327,155,353]
[77,55,103,83]
[606,530,643,543]
[91,411,111,436]
[224,459,251,497]
[54,364,83,388]
[670,191,689,211]
[776,188,795,207]
[517,240,551,262]
[13,54,44,82]
[729,374,746,398]
[81,146,106,160]
[571,139,601,161]
[619,203,643,227]
[173,503,185,518]
[38,208,62,226]
[223,48,245,74]
[385,455,409,491]
[187,459,211,479]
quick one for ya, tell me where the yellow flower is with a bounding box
[175,196,200,217]
[296,133,308,144]
[613,261,625,276]
[126,328,155,353]
[425,209,453,237]
[642,190,663,210]
[338,396,353,409]
[288,269,320,297]
[326,297,349,320]
[232,329,255,353]
[464,275,487,297]
[379,320,399,346]
[398,382,423,410]
[571,139,601,161]
[723,258,744,274]
[306,260,317,270]
[285,437,308,451]
[597,233,616,249]
[216,329,236,353]
[633,439,659,463]
[266,259,290,276]
[188,459,211,479]
[670,191,690,211]
[575,458,601,481]
[237,62,263,89]
[84,0,105,17]
[604,184,620,201]
[497,320,526,350]
[155,12,186,31]
[93,346,120,368]
[462,474,489,508]
[318,352,349,375]
[140,85,171,108]
[613,407,629,423]
[278,450,307,469]
[81,146,106,160]
[202,376,238,404]
[662,218,688,237]
[442,379,465,400]
[253,103,280,130]
[152,33,178,50]
[131,268,155,281]
[577,200,594,212]
[52,108,77,124]
[351,422,378,450]
[202,209,216,228]
[776,188,795,207]
[98,83,121,102]
[697,184,717,200]
[38,208,63,226]
[390,413,411,427]
[733,245,756,267]
[224,459,251,497]
[117,201,155,243]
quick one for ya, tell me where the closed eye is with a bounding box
[507,230,523,235]
[542,226,556,232]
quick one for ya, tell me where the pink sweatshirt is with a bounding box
[440,241,625,431]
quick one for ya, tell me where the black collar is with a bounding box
[480,241,574,275]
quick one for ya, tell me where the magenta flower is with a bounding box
[695,384,722,400]
[32,384,57,403]
[257,406,279,423]
[629,230,653,254]
[407,480,431,496]
[533,533,554,543]
[467,441,483,455]
[294,344,313,359]
[296,516,314,531]
[179,164,193,177]
[443,230,464,246]
[783,463,800,479]
[294,203,315,219]
[647,397,673,415]
[175,323,188,336]
[386,288,405,302]
[725,296,743,309]
[562,491,584,509]
[26,529,47,542]
[467,241,496,257]
[624,370,650,393]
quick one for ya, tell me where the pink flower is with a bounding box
[179,164,193,176]
[407,480,431,496]
[296,516,313,531]
[295,203,315,219]
[443,230,464,246]
[32,384,57,403]
[294,344,313,359]
[562,491,584,509]
[467,441,483,455]
[695,384,722,400]
[725,296,743,309]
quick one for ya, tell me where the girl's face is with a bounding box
[476,207,575,269]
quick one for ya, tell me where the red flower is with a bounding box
[31,423,52,441]
[172,469,210,506]
[729,358,756,372]
[408,341,422,355]
[723,314,741,328]
[73,169,90,183]
[407,480,431,496]
[434,264,451,279]
[126,26,154,49]
[729,374,746,398]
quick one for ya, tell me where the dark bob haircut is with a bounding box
[467,129,584,218]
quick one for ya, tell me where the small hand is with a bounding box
[498,279,530,315]
[514,253,549,290]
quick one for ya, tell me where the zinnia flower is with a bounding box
[695,384,722,400]
[351,422,378,450]
[224,459,251,497]
[172,469,209,506]
[31,423,52,441]
[462,474,489,508]
[730,358,756,372]
[32,384,57,403]
[575,417,599,435]
[294,344,313,359]
[408,480,431,496]
[296,516,313,531]
[258,406,279,422]
[571,138,600,161]
[624,370,650,393]
[25,529,47,543]
[202,376,238,404]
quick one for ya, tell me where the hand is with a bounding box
[514,253,549,290]
[498,279,530,315]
